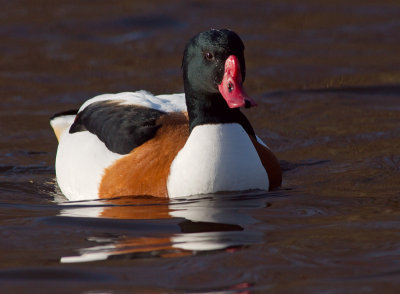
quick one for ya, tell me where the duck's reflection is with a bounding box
[58,192,269,263]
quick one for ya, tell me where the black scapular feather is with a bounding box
[69,101,165,155]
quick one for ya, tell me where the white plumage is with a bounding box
[79,91,186,113]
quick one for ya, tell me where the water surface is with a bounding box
[1,0,400,293]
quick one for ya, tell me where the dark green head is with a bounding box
[182,29,246,95]
[181,29,256,135]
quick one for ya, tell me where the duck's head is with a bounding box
[182,29,257,110]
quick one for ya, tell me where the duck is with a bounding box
[50,29,282,201]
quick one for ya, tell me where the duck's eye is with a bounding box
[205,52,214,60]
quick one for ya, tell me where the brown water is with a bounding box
[1,0,400,293]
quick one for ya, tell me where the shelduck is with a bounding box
[50,29,281,201]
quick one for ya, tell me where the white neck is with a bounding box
[167,123,269,198]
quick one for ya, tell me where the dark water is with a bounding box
[1,0,400,293]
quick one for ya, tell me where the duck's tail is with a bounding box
[50,109,78,142]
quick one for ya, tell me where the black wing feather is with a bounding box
[69,101,165,155]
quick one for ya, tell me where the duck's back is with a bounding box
[52,91,187,200]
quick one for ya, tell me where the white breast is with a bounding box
[167,124,269,198]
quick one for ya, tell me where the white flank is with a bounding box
[55,131,123,201]
[167,124,269,198]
